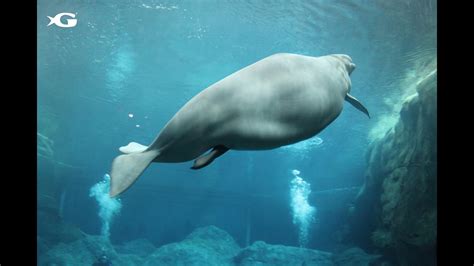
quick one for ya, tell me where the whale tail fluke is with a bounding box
[109,150,159,197]
[119,142,148,154]
[345,93,370,118]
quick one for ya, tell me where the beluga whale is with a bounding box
[109,53,370,197]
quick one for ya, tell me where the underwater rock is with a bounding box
[39,232,160,266]
[113,254,145,266]
[234,240,333,266]
[144,225,240,266]
[39,234,119,265]
[39,233,148,266]
[351,70,437,265]
[39,225,390,266]
[332,247,382,266]
[115,238,156,257]
[37,209,87,247]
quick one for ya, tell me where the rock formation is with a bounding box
[39,224,382,265]
[350,69,437,265]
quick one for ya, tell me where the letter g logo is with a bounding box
[47,13,77,28]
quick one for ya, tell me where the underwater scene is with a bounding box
[37,0,437,265]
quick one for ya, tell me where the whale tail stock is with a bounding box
[109,142,159,197]
[345,93,370,118]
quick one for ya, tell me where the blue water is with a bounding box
[38,0,436,254]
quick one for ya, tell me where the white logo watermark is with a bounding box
[47,13,77,28]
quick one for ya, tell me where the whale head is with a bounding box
[331,54,356,75]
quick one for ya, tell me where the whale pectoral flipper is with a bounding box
[109,150,160,197]
[345,93,370,118]
[191,145,229,170]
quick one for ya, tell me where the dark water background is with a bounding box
[38,0,436,252]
